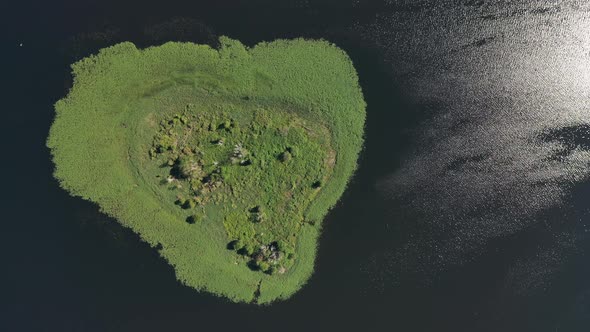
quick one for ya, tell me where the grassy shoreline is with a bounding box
[48,37,365,303]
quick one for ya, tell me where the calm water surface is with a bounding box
[3,0,590,331]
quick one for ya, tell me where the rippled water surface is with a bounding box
[4,0,590,331]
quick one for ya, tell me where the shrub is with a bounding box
[266,265,277,275]
[228,239,244,250]
[189,178,202,190]
[249,206,265,223]
[175,156,203,179]
[279,150,292,162]
[218,119,232,131]
[257,261,270,272]
[157,134,176,151]
[286,146,298,157]
[186,215,199,224]
[276,240,294,254]
[252,212,264,223]
[149,147,157,159]
[238,243,256,256]
[175,197,186,206]
[183,199,197,209]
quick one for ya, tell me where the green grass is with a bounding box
[47,36,366,303]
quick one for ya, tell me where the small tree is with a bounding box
[149,147,157,159]
[252,212,264,223]
[250,206,265,223]
[186,215,199,224]
[175,197,186,206]
[266,265,277,275]
[175,156,204,179]
[218,119,233,131]
[257,261,270,272]
[239,243,256,256]
[157,134,176,152]
[279,151,292,162]
[182,199,197,209]
[230,239,244,250]
[276,240,294,255]
[286,146,298,157]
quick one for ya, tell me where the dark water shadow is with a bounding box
[538,124,590,161]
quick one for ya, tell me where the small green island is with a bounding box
[48,36,365,303]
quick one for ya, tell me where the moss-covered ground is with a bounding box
[47,37,365,303]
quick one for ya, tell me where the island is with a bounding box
[47,36,366,303]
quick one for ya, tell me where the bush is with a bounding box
[157,134,176,151]
[286,146,298,157]
[183,199,197,209]
[257,261,270,272]
[228,239,244,250]
[276,240,294,254]
[266,265,277,275]
[175,197,186,206]
[189,178,202,190]
[218,119,232,131]
[238,243,256,256]
[252,212,264,223]
[279,150,292,162]
[186,215,200,224]
[174,156,204,179]
[249,206,265,223]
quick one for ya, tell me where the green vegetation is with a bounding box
[47,36,366,303]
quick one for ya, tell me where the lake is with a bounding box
[3,0,590,331]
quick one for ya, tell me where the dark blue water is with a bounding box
[3,1,590,331]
